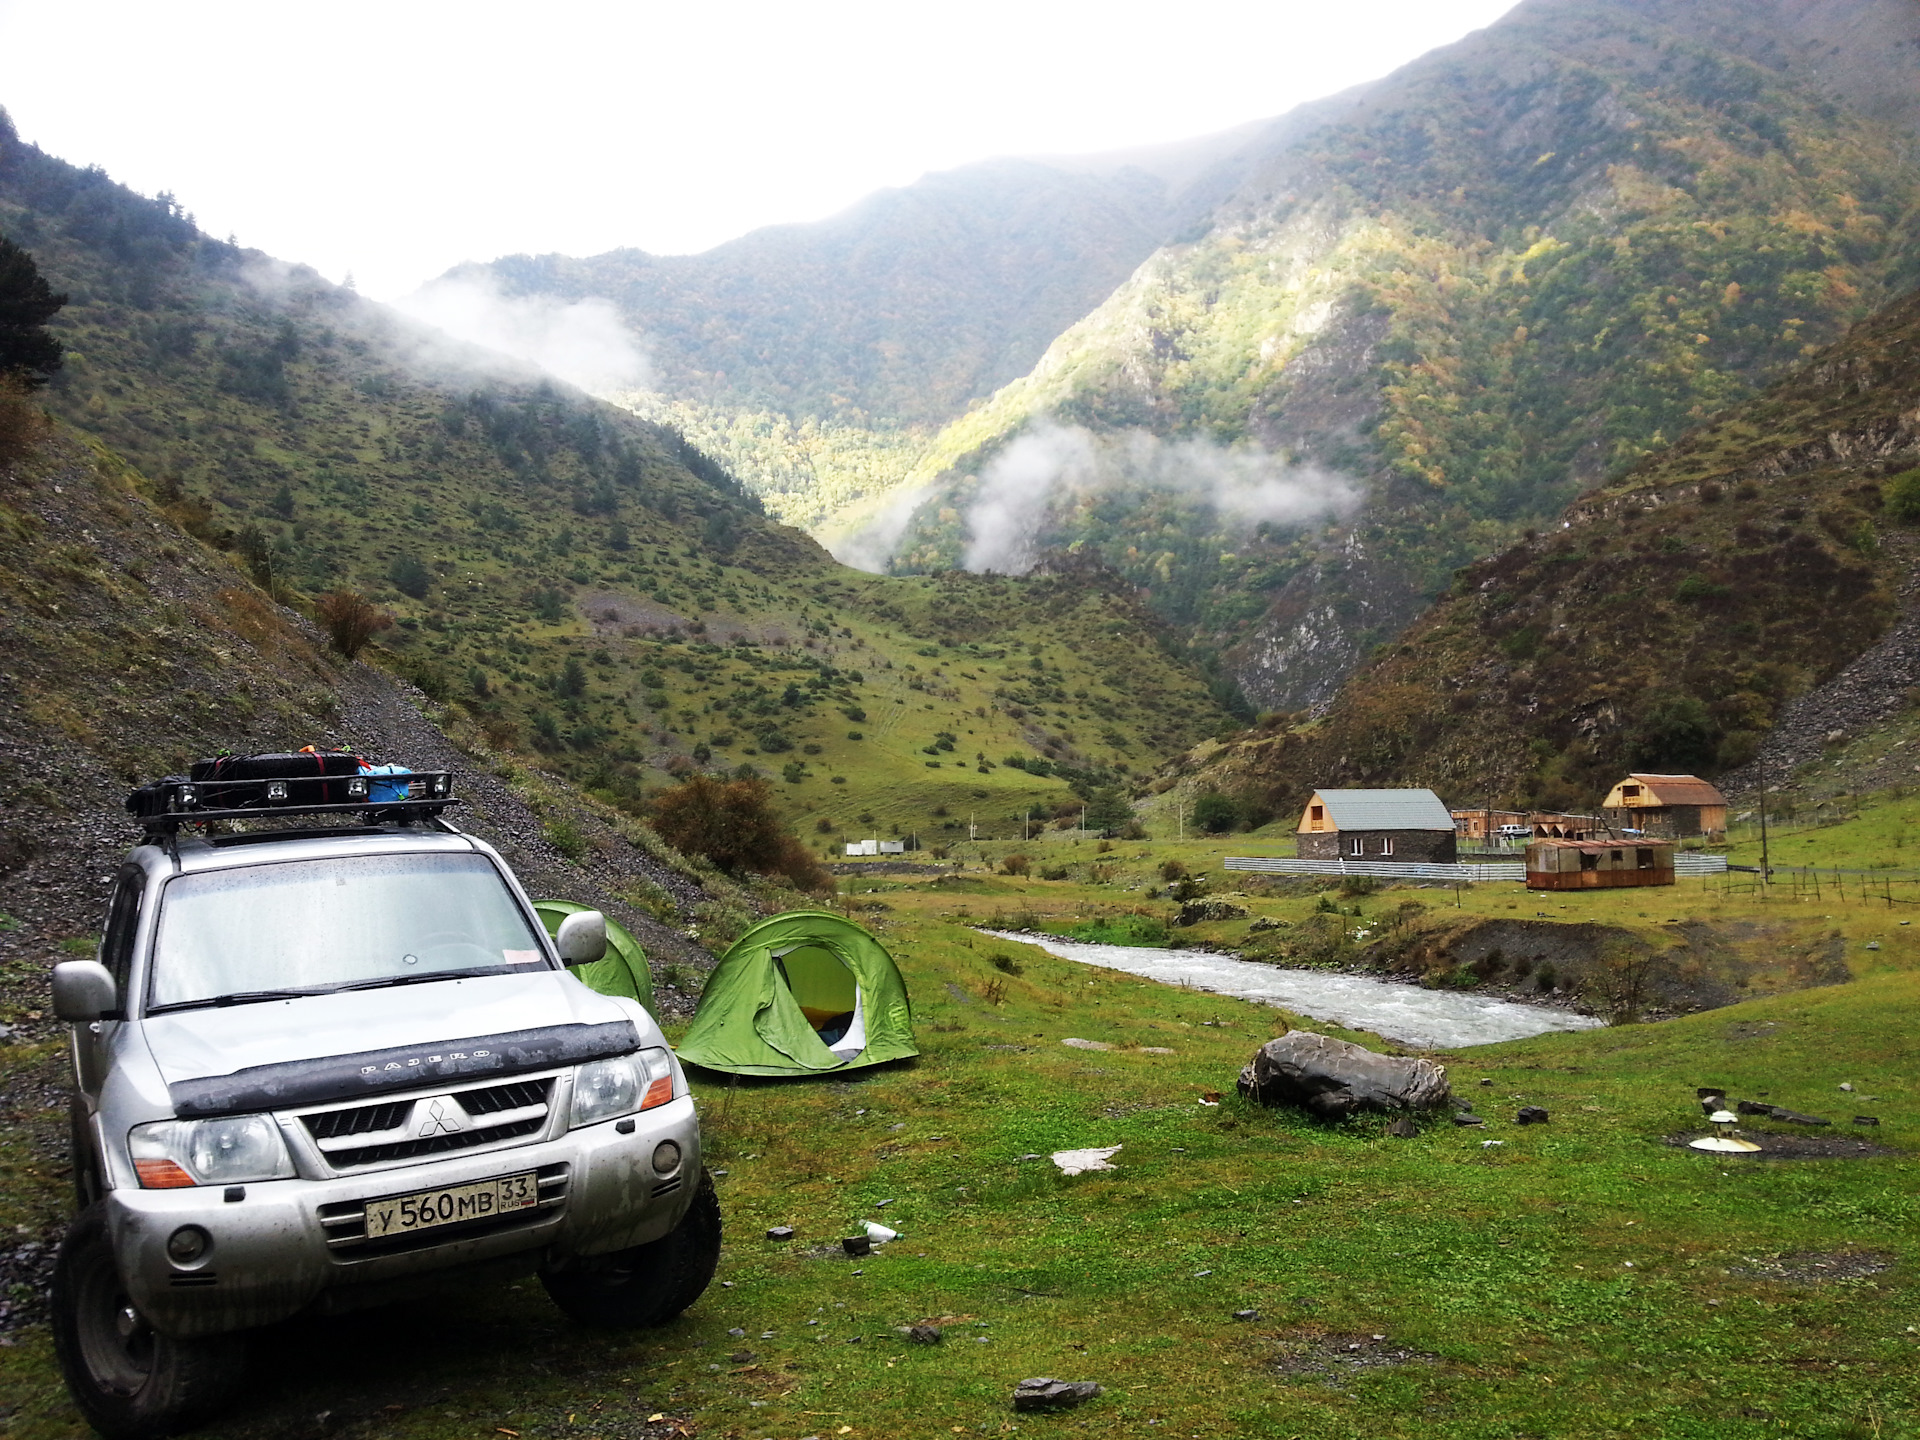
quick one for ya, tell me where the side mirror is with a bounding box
[53,961,118,1022]
[555,910,608,966]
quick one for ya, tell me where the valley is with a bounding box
[3,2,1920,1436]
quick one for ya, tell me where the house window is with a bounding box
[1621,785,1641,800]
[1310,805,1324,828]
[1636,848,1654,870]
[1380,838,1394,856]
[1349,837,1364,856]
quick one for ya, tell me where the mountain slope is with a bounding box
[874,0,1920,708]
[0,112,1235,836]
[455,141,1281,533]
[1176,281,1920,818]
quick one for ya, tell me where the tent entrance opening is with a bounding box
[774,945,865,1058]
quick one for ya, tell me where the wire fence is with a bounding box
[1224,855,1730,882]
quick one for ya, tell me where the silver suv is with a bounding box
[49,791,717,1439]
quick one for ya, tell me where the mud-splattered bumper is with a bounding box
[107,1096,700,1336]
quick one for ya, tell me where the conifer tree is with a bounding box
[0,235,66,387]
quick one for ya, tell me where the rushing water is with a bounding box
[978,931,1605,1050]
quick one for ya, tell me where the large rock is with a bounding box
[1175,896,1252,926]
[1237,1031,1451,1119]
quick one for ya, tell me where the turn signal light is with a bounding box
[639,1075,674,1111]
[135,1158,197,1189]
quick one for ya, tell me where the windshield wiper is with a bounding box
[337,965,531,992]
[148,965,541,1014]
[148,987,343,1014]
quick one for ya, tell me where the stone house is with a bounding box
[1295,789,1459,862]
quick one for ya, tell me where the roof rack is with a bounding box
[132,771,462,835]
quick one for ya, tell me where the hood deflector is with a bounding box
[167,1020,639,1118]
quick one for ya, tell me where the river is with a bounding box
[978,931,1605,1049]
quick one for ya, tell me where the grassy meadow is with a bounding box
[3,813,1917,1440]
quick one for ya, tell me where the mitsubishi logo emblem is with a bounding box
[415,1097,465,1138]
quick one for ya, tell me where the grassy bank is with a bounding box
[2,840,1916,1438]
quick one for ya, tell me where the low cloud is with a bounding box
[390,272,650,394]
[961,420,1362,574]
[826,480,939,573]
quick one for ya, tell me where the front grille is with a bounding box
[169,1272,218,1288]
[460,1078,549,1116]
[651,1176,682,1199]
[299,1077,555,1170]
[318,1163,569,1258]
[305,1101,411,1142]
[326,1117,546,1168]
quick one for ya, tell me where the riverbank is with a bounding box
[979,929,1606,1049]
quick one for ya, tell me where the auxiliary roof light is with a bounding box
[266,780,288,802]
[346,776,368,799]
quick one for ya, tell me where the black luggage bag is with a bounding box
[187,751,365,809]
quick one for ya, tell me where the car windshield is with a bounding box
[148,852,549,1011]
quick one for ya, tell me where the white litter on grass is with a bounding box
[863,1221,899,1245]
[1481,1140,1504,1148]
[1689,1136,1763,1153]
[1052,1145,1122,1175]
[1708,1110,1740,1124]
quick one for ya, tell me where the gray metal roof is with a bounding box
[1312,788,1455,831]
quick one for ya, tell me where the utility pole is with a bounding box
[969,811,977,842]
[1024,809,1030,842]
[1757,755,1771,886]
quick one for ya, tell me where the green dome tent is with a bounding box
[534,899,656,1019]
[675,911,916,1077]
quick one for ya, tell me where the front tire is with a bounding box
[541,1169,721,1328]
[51,1205,248,1439]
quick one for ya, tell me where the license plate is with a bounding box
[364,1171,539,1239]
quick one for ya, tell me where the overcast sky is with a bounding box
[0,0,1518,300]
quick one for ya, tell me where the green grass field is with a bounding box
[3,814,1916,1440]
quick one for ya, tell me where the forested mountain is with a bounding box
[456,147,1259,532]
[885,0,1920,710]
[1175,279,1920,818]
[0,109,1233,847]
[471,0,1920,717]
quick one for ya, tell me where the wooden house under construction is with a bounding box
[1601,774,1729,839]
[1525,838,1675,890]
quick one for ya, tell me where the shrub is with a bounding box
[314,589,392,659]
[388,554,432,599]
[1001,853,1032,877]
[1039,864,1068,880]
[1884,468,1920,523]
[990,952,1022,975]
[650,773,830,891]
[1159,859,1189,882]
[0,376,50,470]
[545,817,587,860]
[1192,792,1240,833]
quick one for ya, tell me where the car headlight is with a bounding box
[129,1115,296,1188]
[571,1048,676,1128]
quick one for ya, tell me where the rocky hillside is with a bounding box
[1174,281,1920,817]
[876,0,1920,707]
[0,112,1235,842]
[0,423,743,1048]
